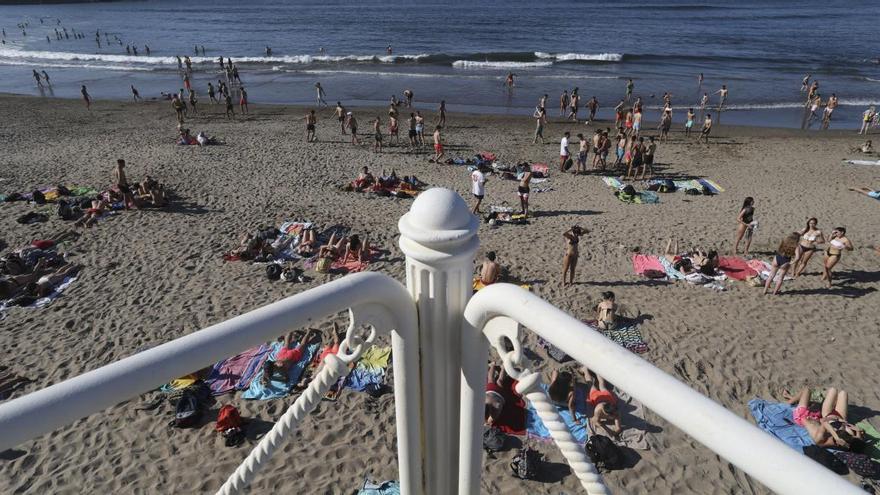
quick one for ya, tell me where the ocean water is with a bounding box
[1,0,878,128]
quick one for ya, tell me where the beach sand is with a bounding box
[0,94,878,494]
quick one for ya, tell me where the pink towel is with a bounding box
[747,259,770,274]
[718,256,758,281]
[206,344,270,395]
[632,255,665,278]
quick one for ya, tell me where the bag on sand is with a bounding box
[483,425,506,453]
[563,158,574,171]
[169,391,202,428]
[31,190,46,205]
[265,264,282,281]
[510,444,542,480]
[215,405,243,432]
[586,434,624,472]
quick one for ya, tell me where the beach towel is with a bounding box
[205,344,271,395]
[648,178,724,193]
[473,278,530,292]
[748,398,813,451]
[242,343,320,400]
[160,374,199,392]
[844,159,880,166]
[526,383,590,443]
[345,346,391,392]
[585,319,649,354]
[718,256,758,281]
[601,176,623,189]
[616,190,659,204]
[304,249,378,274]
[612,391,651,451]
[657,256,686,280]
[494,378,527,436]
[359,481,400,495]
[0,275,79,313]
[632,254,666,279]
[530,163,549,177]
[748,259,794,282]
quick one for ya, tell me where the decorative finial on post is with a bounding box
[398,188,479,495]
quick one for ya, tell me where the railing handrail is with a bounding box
[0,272,423,495]
[458,283,860,495]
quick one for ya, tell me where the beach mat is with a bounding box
[0,275,79,313]
[242,343,319,400]
[584,319,649,354]
[525,383,590,443]
[718,256,758,281]
[648,178,724,193]
[602,176,624,189]
[612,391,651,451]
[748,398,813,451]
[345,346,391,392]
[632,254,666,279]
[205,344,271,395]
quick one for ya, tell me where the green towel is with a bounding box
[358,346,391,370]
[857,420,880,461]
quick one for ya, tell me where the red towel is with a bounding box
[632,254,665,278]
[494,379,526,435]
[718,256,757,281]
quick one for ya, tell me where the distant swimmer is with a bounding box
[218,57,225,70]
[265,46,272,56]
[698,72,704,90]
[319,47,325,55]
[801,74,811,92]
[200,45,205,55]
[132,46,138,56]
[176,56,183,71]
[386,45,392,55]
[315,82,328,106]
[126,45,131,55]
[185,56,192,72]
[131,85,141,102]
[81,85,91,110]
[32,70,43,88]
[145,45,150,55]
[194,45,198,55]
[505,72,516,89]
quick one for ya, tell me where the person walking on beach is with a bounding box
[437,100,447,127]
[208,82,217,103]
[81,85,91,110]
[560,90,569,117]
[685,108,695,137]
[697,113,713,144]
[239,87,248,114]
[432,126,444,162]
[625,78,634,102]
[41,71,50,86]
[188,90,198,115]
[587,96,599,124]
[534,105,546,144]
[224,93,235,119]
[822,94,838,129]
[304,109,317,142]
[658,109,672,143]
[346,112,360,144]
[131,85,141,102]
[172,95,185,123]
[388,114,399,145]
[315,83,328,107]
[471,164,487,215]
[505,72,516,89]
[372,116,384,153]
[568,88,580,121]
[733,197,756,255]
[335,102,347,134]
[575,133,588,175]
[559,131,571,172]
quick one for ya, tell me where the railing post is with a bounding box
[398,188,480,495]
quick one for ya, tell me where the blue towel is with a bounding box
[242,343,320,400]
[525,383,590,443]
[345,367,386,392]
[748,398,814,451]
[359,481,400,495]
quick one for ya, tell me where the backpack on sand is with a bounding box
[169,390,202,428]
[510,444,542,480]
[215,405,243,432]
[585,434,624,472]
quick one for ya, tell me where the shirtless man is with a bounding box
[822,93,838,129]
[335,102,347,134]
[403,89,413,107]
[113,159,139,209]
[372,116,383,152]
[614,99,625,128]
[518,169,531,216]
[437,100,447,127]
[560,90,569,117]
[699,92,709,120]
[480,251,500,285]
[587,96,599,124]
[533,105,546,144]
[801,74,811,93]
[697,113,713,144]
[432,126,444,162]
[346,112,359,144]
[407,113,418,147]
[714,85,728,110]
[315,82,327,107]
[131,85,141,102]
[568,89,580,121]
[625,78,634,102]
[305,109,317,142]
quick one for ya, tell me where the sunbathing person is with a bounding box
[479,251,500,286]
[485,363,511,426]
[74,195,109,228]
[849,187,879,200]
[547,369,577,420]
[316,233,371,270]
[25,263,81,298]
[138,176,167,207]
[177,128,198,145]
[584,368,622,438]
[662,239,719,275]
[763,232,802,295]
[783,387,865,451]
[793,217,825,277]
[261,328,317,386]
[296,226,317,256]
[595,291,618,330]
[353,166,376,191]
[860,140,873,153]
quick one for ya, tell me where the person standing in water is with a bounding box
[207,82,217,103]
[587,96,599,125]
[505,72,515,89]
[568,88,580,122]
[714,85,728,110]
[699,92,709,120]
[32,70,43,88]
[315,82,327,107]
[698,72,704,91]
[560,90,569,117]
[822,93,838,129]
[239,87,249,114]
[41,71,50,86]
[131,85,141,102]
[625,78,634,102]
[81,85,91,110]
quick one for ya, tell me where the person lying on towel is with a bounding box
[783,387,866,451]
[663,238,720,276]
[485,363,513,426]
[584,368,622,438]
[261,329,317,387]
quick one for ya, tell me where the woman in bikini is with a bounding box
[822,227,853,288]
[296,227,317,256]
[561,226,585,286]
[733,197,756,255]
[518,170,532,217]
[793,217,825,277]
[595,291,618,330]
[784,387,865,451]
[583,368,621,437]
[763,232,802,295]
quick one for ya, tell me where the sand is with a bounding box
[0,93,878,494]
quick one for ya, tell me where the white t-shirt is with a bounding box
[471,170,486,196]
[560,136,570,156]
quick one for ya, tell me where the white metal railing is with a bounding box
[458,283,861,495]
[0,272,423,495]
